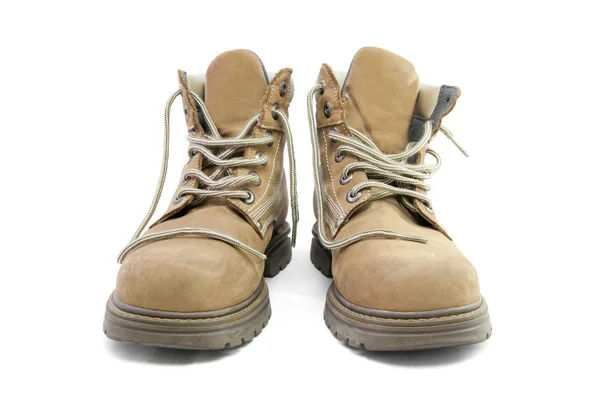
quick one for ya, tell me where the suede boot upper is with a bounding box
[312,47,481,312]
[116,50,294,312]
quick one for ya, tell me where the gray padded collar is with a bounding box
[408,85,460,162]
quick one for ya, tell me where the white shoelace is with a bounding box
[307,83,467,250]
[117,89,298,262]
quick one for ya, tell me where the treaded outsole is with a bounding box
[105,312,272,350]
[324,284,492,351]
[104,280,274,350]
[310,237,333,278]
[263,236,292,278]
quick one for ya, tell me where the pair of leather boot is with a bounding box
[104,47,491,351]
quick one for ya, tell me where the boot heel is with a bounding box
[310,236,333,278]
[263,235,292,278]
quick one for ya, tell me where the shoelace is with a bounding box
[117,89,298,263]
[307,83,467,250]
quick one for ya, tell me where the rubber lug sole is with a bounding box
[263,235,292,278]
[310,237,333,278]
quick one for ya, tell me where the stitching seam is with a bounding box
[329,290,486,323]
[323,129,345,217]
[249,134,282,212]
[109,282,267,323]
[251,175,282,220]
[259,213,278,235]
[324,192,343,219]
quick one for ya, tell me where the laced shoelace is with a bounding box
[307,83,467,250]
[117,89,298,263]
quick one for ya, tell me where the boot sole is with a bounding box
[103,223,292,350]
[311,235,492,351]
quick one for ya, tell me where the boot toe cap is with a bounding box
[333,237,481,312]
[115,238,262,313]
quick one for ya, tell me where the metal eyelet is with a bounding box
[319,79,325,95]
[182,175,190,185]
[330,127,338,143]
[249,171,261,186]
[256,151,268,165]
[173,194,184,205]
[279,81,288,97]
[184,107,189,120]
[424,202,435,214]
[242,190,255,205]
[335,150,346,163]
[188,149,198,163]
[339,173,353,185]
[271,104,280,120]
[346,190,362,203]
[324,101,332,118]
[265,131,273,147]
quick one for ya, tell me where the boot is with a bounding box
[104,50,298,349]
[307,47,491,350]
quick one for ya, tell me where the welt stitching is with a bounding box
[109,282,267,323]
[329,290,486,323]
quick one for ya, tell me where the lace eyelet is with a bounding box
[335,150,346,163]
[265,131,273,147]
[188,149,199,162]
[339,173,353,185]
[173,194,184,205]
[249,171,261,186]
[256,151,268,165]
[330,127,338,143]
[319,80,325,95]
[424,202,434,214]
[182,175,190,185]
[346,190,362,203]
[324,101,332,118]
[242,190,255,205]
[279,81,288,97]
[271,104,280,120]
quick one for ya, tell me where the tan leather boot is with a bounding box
[307,47,491,350]
[104,50,298,349]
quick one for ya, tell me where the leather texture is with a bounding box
[343,47,420,154]
[332,198,480,312]
[314,47,482,312]
[116,50,293,312]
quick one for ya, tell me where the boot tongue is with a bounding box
[204,49,269,137]
[342,47,419,153]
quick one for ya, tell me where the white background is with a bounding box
[1,1,599,399]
